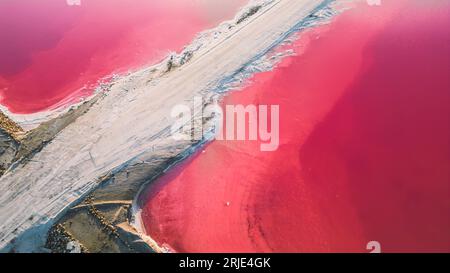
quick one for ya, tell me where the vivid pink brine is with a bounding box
[138,0,450,252]
[0,0,246,113]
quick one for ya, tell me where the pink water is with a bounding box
[0,0,246,113]
[139,0,450,252]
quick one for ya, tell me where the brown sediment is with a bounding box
[0,111,24,142]
[236,5,262,24]
[45,224,88,253]
[0,128,19,176]
[0,112,22,175]
[46,193,162,253]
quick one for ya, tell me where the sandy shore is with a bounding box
[0,0,326,252]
